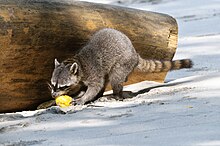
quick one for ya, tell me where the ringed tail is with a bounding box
[136,55,193,73]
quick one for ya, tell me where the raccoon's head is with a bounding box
[49,59,81,97]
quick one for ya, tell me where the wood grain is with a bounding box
[0,0,178,112]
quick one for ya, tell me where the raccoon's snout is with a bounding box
[50,87,69,98]
[51,92,62,98]
[47,82,64,98]
[52,87,71,98]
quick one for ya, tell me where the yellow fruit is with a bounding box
[55,95,73,107]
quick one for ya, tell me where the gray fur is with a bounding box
[50,28,192,104]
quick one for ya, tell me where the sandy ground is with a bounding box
[1,0,220,145]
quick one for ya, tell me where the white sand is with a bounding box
[1,0,220,145]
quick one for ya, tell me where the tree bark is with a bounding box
[0,0,178,113]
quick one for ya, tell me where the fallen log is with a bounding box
[0,0,178,113]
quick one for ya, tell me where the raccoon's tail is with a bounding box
[136,55,193,73]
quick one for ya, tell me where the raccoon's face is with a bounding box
[49,59,80,97]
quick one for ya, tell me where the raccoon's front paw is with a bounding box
[72,98,85,106]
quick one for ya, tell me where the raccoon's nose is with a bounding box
[52,92,61,98]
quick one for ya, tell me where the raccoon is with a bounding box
[50,28,193,105]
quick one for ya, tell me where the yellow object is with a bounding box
[55,95,73,107]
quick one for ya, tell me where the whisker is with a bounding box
[47,82,54,91]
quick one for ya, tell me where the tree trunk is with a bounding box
[0,0,178,113]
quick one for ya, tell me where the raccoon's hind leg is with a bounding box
[109,61,136,100]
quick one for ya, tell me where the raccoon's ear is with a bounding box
[54,58,60,68]
[70,62,78,74]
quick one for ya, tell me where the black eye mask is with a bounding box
[58,86,71,91]
[47,81,70,92]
